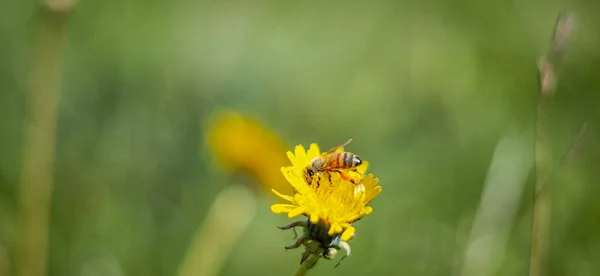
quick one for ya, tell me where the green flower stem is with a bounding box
[177,185,256,276]
[293,254,320,276]
[15,3,73,276]
[530,10,574,276]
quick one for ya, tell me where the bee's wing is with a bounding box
[323,138,353,155]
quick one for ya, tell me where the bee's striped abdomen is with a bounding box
[328,152,340,168]
[343,152,354,168]
[323,152,362,170]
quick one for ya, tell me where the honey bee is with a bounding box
[304,138,362,184]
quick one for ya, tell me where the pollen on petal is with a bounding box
[270,204,297,214]
[341,226,356,241]
[354,184,366,197]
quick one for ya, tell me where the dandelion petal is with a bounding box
[366,186,382,203]
[310,214,319,224]
[341,226,356,241]
[286,151,296,166]
[328,223,339,236]
[307,143,321,159]
[294,145,308,167]
[357,161,369,174]
[271,189,294,202]
[288,207,305,218]
[270,204,297,214]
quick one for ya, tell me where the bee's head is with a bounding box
[306,169,315,178]
[304,168,315,184]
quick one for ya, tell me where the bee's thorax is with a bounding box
[310,157,326,171]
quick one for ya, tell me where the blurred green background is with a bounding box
[2,0,600,275]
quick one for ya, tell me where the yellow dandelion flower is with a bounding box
[270,142,381,266]
[205,109,292,193]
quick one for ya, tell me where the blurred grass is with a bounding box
[1,0,600,276]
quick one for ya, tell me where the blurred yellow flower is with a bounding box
[205,110,292,194]
[271,143,380,241]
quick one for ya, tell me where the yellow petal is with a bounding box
[367,175,379,188]
[328,223,339,236]
[280,167,311,195]
[335,224,343,234]
[294,144,308,167]
[310,214,319,224]
[270,204,297,214]
[361,174,374,188]
[307,143,321,159]
[357,161,369,175]
[363,206,373,215]
[271,189,294,203]
[354,184,365,197]
[346,213,362,222]
[288,206,306,218]
[366,186,382,203]
[286,151,296,166]
[341,226,356,241]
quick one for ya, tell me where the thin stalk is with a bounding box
[14,3,73,276]
[293,254,320,276]
[529,10,575,276]
[0,243,8,276]
[176,185,257,276]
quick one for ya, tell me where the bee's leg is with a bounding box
[313,174,321,188]
[349,168,361,184]
[284,233,312,250]
[333,241,351,268]
[336,170,357,185]
[348,169,361,185]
